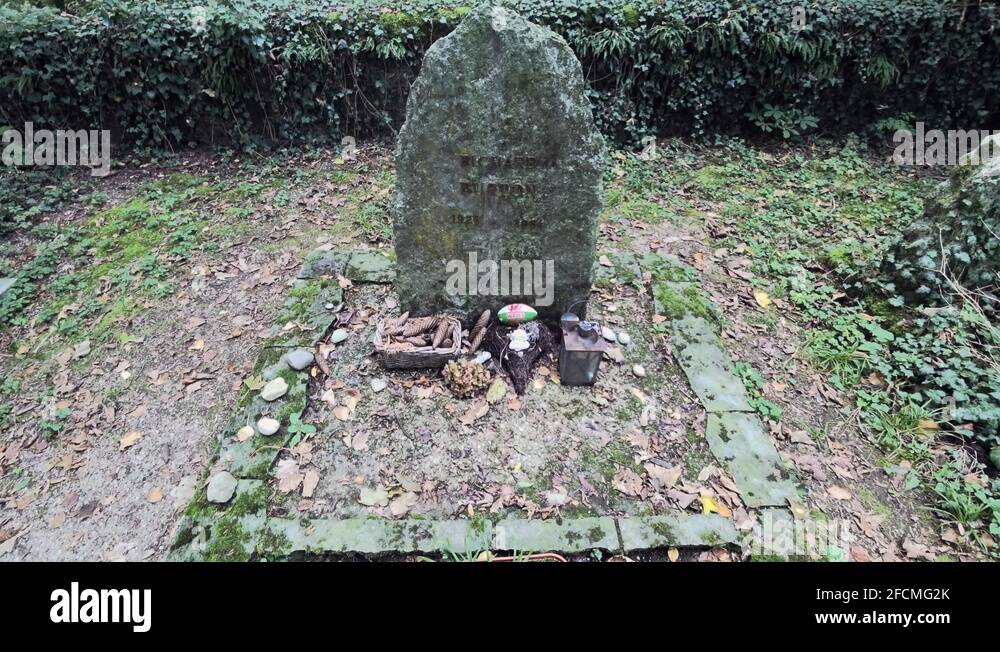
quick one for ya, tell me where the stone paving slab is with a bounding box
[297,249,351,280]
[673,341,752,412]
[618,514,740,550]
[705,412,798,508]
[492,517,619,553]
[260,514,743,557]
[670,315,752,413]
[266,518,492,556]
[345,251,395,283]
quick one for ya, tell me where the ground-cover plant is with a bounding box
[931,452,1000,546]
[0,173,215,352]
[0,167,78,234]
[734,360,783,421]
[653,138,999,548]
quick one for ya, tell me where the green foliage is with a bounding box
[746,104,818,140]
[353,201,393,243]
[0,167,76,233]
[882,155,1000,313]
[659,137,999,538]
[868,306,1000,448]
[804,313,893,390]
[39,405,72,439]
[0,176,211,345]
[733,361,783,421]
[1,0,997,150]
[931,452,1000,545]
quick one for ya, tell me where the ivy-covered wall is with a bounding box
[1,0,999,149]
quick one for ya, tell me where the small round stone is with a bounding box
[602,327,617,342]
[330,328,349,344]
[617,332,631,346]
[632,364,646,378]
[206,471,237,504]
[257,417,280,436]
[285,349,315,371]
[370,377,388,393]
[260,377,288,401]
[325,303,335,310]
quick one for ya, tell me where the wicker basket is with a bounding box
[374,316,462,369]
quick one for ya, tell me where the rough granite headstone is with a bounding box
[393,5,606,323]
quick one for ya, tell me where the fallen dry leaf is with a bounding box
[276,459,304,494]
[645,463,682,489]
[302,470,320,498]
[613,468,644,497]
[827,485,852,501]
[119,431,142,451]
[459,399,489,425]
[389,491,419,517]
[700,495,732,518]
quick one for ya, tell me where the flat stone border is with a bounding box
[268,517,492,556]
[169,248,398,560]
[493,516,619,553]
[618,514,739,550]
[261,513,739,557]
[171,248,749,561]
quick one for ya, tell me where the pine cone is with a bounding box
[467,310,491,354]
[402,316,437,337]
[431,320,452,348]
[384,312,410,336]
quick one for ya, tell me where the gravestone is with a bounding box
[393,4,606,323]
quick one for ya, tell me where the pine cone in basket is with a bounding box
[443,360,491,398]
[384,312,410,336]
[402,316,438,337]
[431,320,451,348]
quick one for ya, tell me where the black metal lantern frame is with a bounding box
[558,313,607,385]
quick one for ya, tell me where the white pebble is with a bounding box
[257,417,280,436]
[260,377,288,401]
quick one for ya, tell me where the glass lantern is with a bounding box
[558,313,607,385]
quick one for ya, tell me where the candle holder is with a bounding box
[558,312,607,385]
